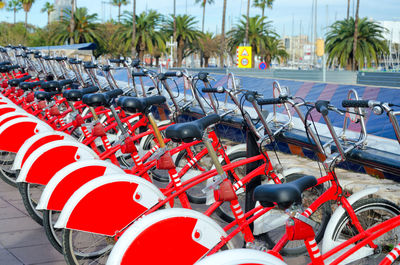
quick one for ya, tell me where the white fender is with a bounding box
[0,117,53,152]
[16,140,98,183]
[106,208,234,265]
[194,249,287,265]
[54,174,166,230]
[37,160,125,210]
[0,111,30,125]
[220,144,246,161]
[12,131,75,170]
[182,144,247,184]
[321,186,380,265]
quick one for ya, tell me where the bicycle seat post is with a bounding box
[147,112,166,148]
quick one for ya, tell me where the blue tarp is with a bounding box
[30,43,97,50]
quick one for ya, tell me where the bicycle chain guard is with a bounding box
[203,174,224,205]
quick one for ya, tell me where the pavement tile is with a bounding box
[32,261,66,265]
[8,244,64,265]
[0,190,23,201]
[0,216,41,233]
[0,197,8,208]
[0,228,50,249]
[0,205,26,220]
[0,182,16,193]
[0,248,22,265]
[8,200,29,216]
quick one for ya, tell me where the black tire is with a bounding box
[0,151,18,187]
[62,228,115,265]
[43,210,63,253]
[330,197,400,264]
[17,182,44,225]
[260,173,332,256]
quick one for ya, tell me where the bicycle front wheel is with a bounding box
[62,228,115,265]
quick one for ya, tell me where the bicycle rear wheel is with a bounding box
[329,197,400,264]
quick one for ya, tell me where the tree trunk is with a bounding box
[347,0,350,19]
[251,44,256,68]
[245,0,250,44]
[177,38,184,67]
[219,0,227,67]
[201,0,206,32]
[156,57,160,67]
[139,44,145,63]
[173,0,176,67]
[14,9,16,24]
[352,0,360,71]
[118,4,121,23]
[48,12,50,26]
[131,0,136,57]
[262,6,265,18]
[70,0,75,44]
[204,57,209,67]
[25,12,27,28]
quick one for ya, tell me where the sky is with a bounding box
[3,0,400,39]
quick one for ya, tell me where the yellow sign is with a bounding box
[237,46,252,68]
[316,39,325,57]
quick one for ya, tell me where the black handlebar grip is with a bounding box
[109,59,124,64]
[342,100,370,108]
[202,87,225,93]
[256,98,284,105]
[82,86,99,95]
[315,100,330,116]
[105,89,123,99]
[132,72,147,77]
[164,72,179,77]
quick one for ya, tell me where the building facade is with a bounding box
[49,0,72,23]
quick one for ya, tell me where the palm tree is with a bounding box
[325,18,388,70]
[195,0,214,32]
[220,0,227,67]
[245,0,250,44]
[112,0,129,23]
[51,7,102,45]
[21,0,35,28]
[263,36,288,66]
[347,0,350,19]
[131,0,136,57]
[197,32,219,67]
[352,0,360,70]
[41,2,55,26]
[6,0,22,24]
[116,10,165,62]
[228,15,278,68]
[253,0,274,18]
[165,14,203,67]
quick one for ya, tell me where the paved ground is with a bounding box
[0,182,65,265]
[0,151,399,264]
